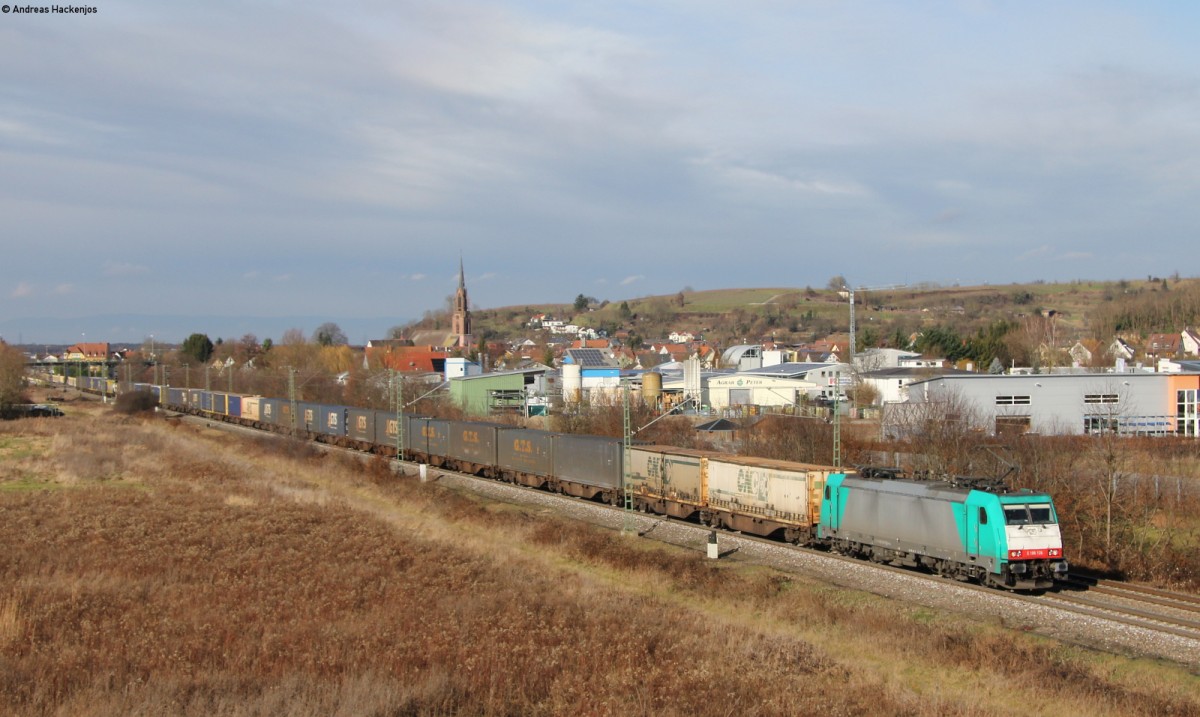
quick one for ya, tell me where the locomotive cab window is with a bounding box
[1004,504,1057,525]
[1028,504,1054,523]
[978,507,987,525]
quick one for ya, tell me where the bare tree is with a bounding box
[0,341,28,410]
[312,322,348,347]
[882,389,985,477]
[826,275,849,291]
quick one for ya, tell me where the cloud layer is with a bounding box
[3,1,1199,336]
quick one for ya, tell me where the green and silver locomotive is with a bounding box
[819,471,1068,590]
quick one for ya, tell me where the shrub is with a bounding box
[113,390,159,415]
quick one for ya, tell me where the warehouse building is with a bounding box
[888,372,1200,437]
[705,362,847,410]
[860,366,974,404]
[449,367,557,417]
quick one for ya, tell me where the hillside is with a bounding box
[464,276,1200,352]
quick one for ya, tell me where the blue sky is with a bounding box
[3,1,1199,342]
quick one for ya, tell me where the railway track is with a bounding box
[153,405,1200,664]
[1043,575,1200,640]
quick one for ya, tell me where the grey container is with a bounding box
[315,405,346,436]
[298,403,321,432]
[446,420,500,473]
[376,412,405,451]
[260,398,282,426]
[496,427,555,479]
[407,417,450,463]
[552,434,623,490]
[347,408,376,444]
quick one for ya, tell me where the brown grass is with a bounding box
[1,401,1198,716]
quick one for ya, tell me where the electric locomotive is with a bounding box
[818,471,1068,590]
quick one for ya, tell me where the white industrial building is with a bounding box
[860,367,974,405]
[887,373,1200,437]
[706,362,848,409]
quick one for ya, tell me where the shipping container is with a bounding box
[242,396,262,422]
[279,401,294,430]
[227,394,242,418]
[626,446,710,520]
[347,408,376,444]
[552,434,623,500]
[705,455,829,540]
[376,412,405,452]
[407,417,449,464]
[260,398,283,426]
[307,405,345,438]
[496,427,555,486]
[298,403,321,433]
[211,392,228,416]
[199,391,213,413]
[446,420,499,475]
[168,388,186,407]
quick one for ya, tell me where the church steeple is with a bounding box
[452,256,472,349]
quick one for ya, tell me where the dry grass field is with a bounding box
[1,397,1199,716]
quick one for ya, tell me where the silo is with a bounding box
[562,364,582,403]
[642,371,662,406]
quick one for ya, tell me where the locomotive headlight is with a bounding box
[1052,561,1069,574]
[1009,562,1028,574]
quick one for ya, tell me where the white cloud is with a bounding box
[11,282,33,298]
[694,156,869,201]
[53,284,73,295]
[620,275,644,286]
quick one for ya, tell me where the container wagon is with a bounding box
[626,446,713,521]
[705,455,830,542]
[551,434,623,502]
[446,420,500,477]
[347,408,376,447]
[496,427,556,489]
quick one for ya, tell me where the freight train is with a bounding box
[47,374,1069,591]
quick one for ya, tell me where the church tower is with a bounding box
[451,257,472,349]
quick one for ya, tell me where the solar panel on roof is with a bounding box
[568,348,610,367]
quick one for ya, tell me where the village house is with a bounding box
[1145,333,1182,360]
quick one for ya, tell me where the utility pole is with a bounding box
[622,379,634,535]
[832,388,842,470]
[288,367,298,437]
[395,371,405,461]
[847,287,856,377]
